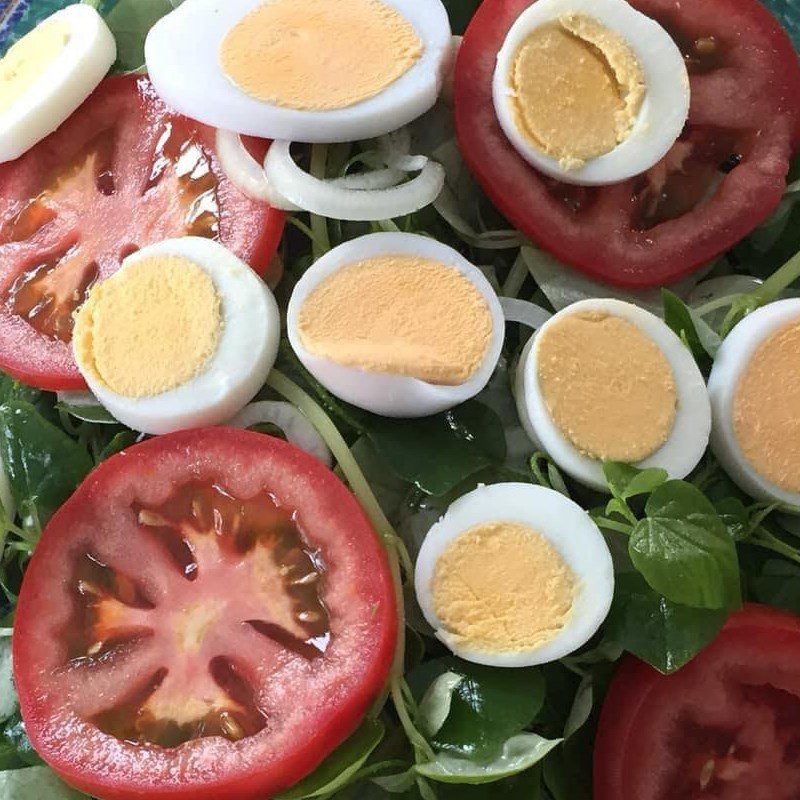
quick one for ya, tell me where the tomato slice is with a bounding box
[0,76,285,391]
[594,604,800,800]
[13,429,397,800]
[455,0,800,288]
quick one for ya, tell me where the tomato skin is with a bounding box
[13,428,397,800]
[594,604,800,800]
[0,76,285,392]
[455,0,800,288]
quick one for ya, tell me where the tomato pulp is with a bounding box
[0,76,285,391]
[13,429,397,800]
[455,0,800,288]
[594,604,800,799]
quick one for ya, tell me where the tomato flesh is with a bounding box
[594,605,800,800]
[455,0,800,287]
[0,76,285,391]
[13,429,397,800]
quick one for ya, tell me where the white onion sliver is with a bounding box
[499,297,552,331]
[264,140,446,221]
[56,390,103,408]
[215,130,298,210]
[228,401,332,466]
[329,168,406,191]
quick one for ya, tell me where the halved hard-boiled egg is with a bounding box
[73,237,280,435]
[415,483,614,667]
[0,5,116,163]
[515,299,710,491]
[493,0,689,185]
[708,299,800,505]
[145,0,451,143]
[287,232,504,418]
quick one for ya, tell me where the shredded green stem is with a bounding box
[287,215,328,251]
[310,144,332,259]
[693,293,743,318]
[750,528,800,565]
[391,677,436,762]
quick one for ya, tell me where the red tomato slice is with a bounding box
[455,0,800,288]
[13,428,397,800]
[594,604,800,800]
[0,76,285,392]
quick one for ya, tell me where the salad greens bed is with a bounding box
[2,1,800,799]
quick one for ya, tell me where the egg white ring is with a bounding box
[0,5,116,163]
[515,298,711,492]
[492,0,690,186]
[414,483,614,667]
[287,233,505,418]
[144,0,452,143]
[708,299,800,505]
[75,237,280,436]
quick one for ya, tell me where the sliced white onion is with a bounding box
[215,130,298,210]
[499,297,552,330]
[227,401,332,466]
[329,168,407,191]
[264,140,446,221]
[56,390,102,408]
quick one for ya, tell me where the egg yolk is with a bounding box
[0,18,70,115]
[733,320,800,493]
[537,312,677,462]
[431,522,576,654]
[508,14,645,169]
[73,256,221,398]
[297,255,493,385]
[219,0,423,111]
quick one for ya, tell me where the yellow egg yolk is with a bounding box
[219,0,423,111]
[509,14,645,169]
[733,320,800,493]
[431,522,576,654]
[297,254,494,385]
[0,18,70,115]
[73,256,222,398]
[536,312,677,462]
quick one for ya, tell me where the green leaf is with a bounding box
[0,377,40,408]
[749,559,800,614]
[0,638,14,724]
[441,0,482,33]
[603,462,668,500]
[56,402,118,425]
[364,402,507,496]
[0,403,89,522]
[0,402,93,529]
[714,497,751,541]
[629,481,741,610]
[562,676,592,740]
[417,672,463,738]
[435,766,543,799]
[603,572,729,673]
[97,431,141,462]
[662,290,720,367]
[415,734,561,784]
[0,715,42,768]
[276,719,384,799]
[103,0,178,73]
[408,658,545,762]
[0,766,87,799]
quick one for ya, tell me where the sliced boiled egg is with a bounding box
[73,237,280,435]
[515,299,710,491]
[493,0,689,185]
[287,232,505,418]
[0,5,116,163]
[415,482,614,667]
[145,0,451,143]
[708,300,800,505]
